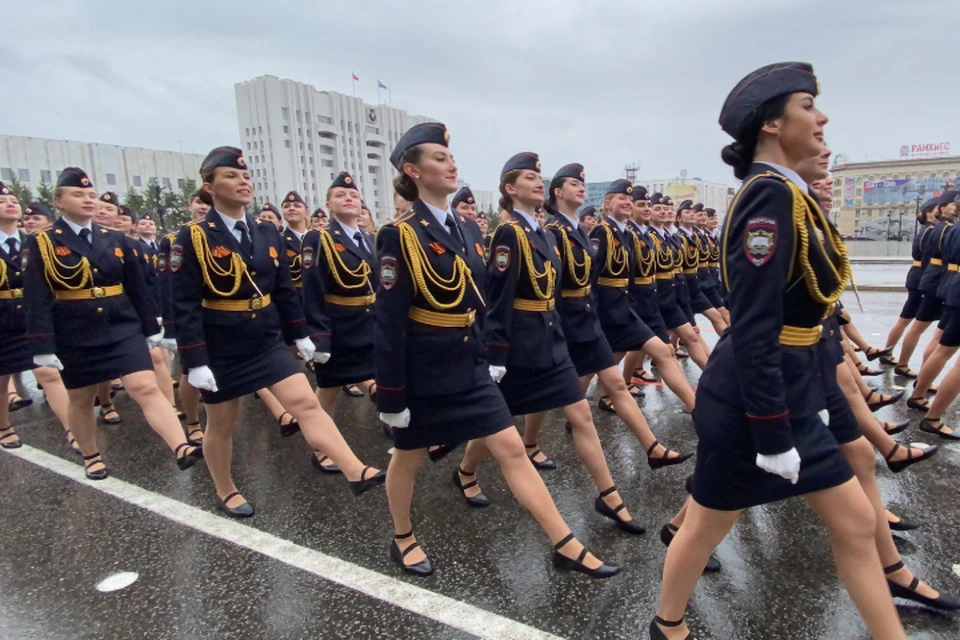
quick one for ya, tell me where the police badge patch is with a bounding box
[20,248,28,271]
[170,244,183,271]
[590,237,600,254]
[744,216,777,266]
[494,245,511,272]
[380,255,398,290]
[158,253,168,272]
[302,247,315,269]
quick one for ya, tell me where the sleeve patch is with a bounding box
[380,255,398,289]
[744,216,777,266]
[302,246,315,268]
[590,237,600,254]
[170,245,184,271]
[494,245,511,272]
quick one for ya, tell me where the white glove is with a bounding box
[160,338,177,353]
[380,409,411,428]
[33,354,63,371]
[313,351,331,364]
[295,337,316,362]
[146,332,164,350]
[489,365,507,383]
[156,317,164,328]
[187,365,219,393]
[756,447,801,485]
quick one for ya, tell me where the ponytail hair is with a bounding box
[393,146,424,202]
[499,169,523,214]
[543,175,567,216]
[721,93,791,181]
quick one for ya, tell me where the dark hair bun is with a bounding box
[721,142,752,181]
[394,174,418,202]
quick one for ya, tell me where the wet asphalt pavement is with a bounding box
[2,290,960,639]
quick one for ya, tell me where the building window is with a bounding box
[106,173,117,186]
[299,142,304,150]
[246,143,251,150]
[855,209,861,217]
[365,125,379,134]
[259,142,264,150]
[259,126,262,134]
[317,115,333,125]
[309,157,314,165]
[282,107,289,120]
[285,140,291,148]
[133,175,142,187]
[322,160,333,167]
[178,178,185,189]
[162,178,171,188]
[307,143,313,151]
[1,168,12,181]
[298,128,302,136]
[306,129,311,137]
[40,170,52,183]
[311,170,315,177]
[320,145,334,154]
[283,125,289,134]
[296,110,301,122]
[245,128,250,136]
[18,169,30,182]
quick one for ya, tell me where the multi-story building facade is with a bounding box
[0,134,204,197]
[581,177,731,219]
[235,75,436,222]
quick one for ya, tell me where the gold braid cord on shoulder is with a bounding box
[189,224,245,297]
[555,225,589,288]
[36,231,91,291]
[513,224,556,300]
[0,256,7,289]
[397,221,471,310]
[787,181,851,304]
[320,230,371,291]
[632,231,656,277]
[602,224,628,277]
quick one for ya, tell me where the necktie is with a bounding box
[234,221,253,258]
[445,214,464,251]
[5,237,18,255]
[78,228,91,245]
[353,231,371,259]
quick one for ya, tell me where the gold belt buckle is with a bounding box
[12,288,22,299]
[250,297,263,310]
[466,309,476,326]
[92,287,105,298]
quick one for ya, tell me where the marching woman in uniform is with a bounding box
[173,147,384,517]
[515,163,690,474]
[457,153,643,534]
[650,64,904,640]
[24,168,204,480]
[303,172,378,474]
[0,182,77,453]
[377,124,618,578]
[91,192,124,426]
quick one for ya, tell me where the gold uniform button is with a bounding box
[585,304,591,310]
[463,336,469,343]
[93,268,98,274]
[97,307,103,313]
[14,272,19,276]
[548,321,553,327]
[251,271,257,276]
[251,313,257,319]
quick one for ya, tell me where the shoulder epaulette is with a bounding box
[186,219,203,227]
[390,210,416,226]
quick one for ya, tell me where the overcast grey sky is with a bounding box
[1,0,957,191]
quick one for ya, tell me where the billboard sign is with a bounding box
[900,142,951,159]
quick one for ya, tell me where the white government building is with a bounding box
[0,134,204,198]
[235,75,448,222]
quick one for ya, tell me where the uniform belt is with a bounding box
[54,285,124,301]
[0,288,24,299]
[931,258,943,266]
[707,262,719,268]
[682,268,697,275]
[655,273,674,280]
[949,264,958,272]
[293,281,303,289]
[633,276,655,285]
[597,277,629,288]
[202,294,272,311]
[779,325,823,346]
[408,306,476,328]
[513,298,555,312]
[912,260,922,267]
[325,293,376,306]
[560,285,591,298]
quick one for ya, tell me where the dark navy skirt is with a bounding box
[567,337,617,377]
[315,345,375,388]
[640,311,670,344]
[690,291,714,314]
[703,285,725,310]
[498,357,585,416]
[659,303,689,330]
[601,318,655,353]
[0,329,35,377]
[204,338,304,404]
[58,333,154,390]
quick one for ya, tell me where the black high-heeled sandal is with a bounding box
[83,452,109,480]
[185,422,204,445]
[278,411,301,438]
[175,442,204,471]
[7,391,31,412]
[865,345,894,362]
[390,531,433,577]
[551,533,620,578]
[428,444,453,462]
[646,440,694,470]
[884,442,938,473]
[856,363,882,376]
[879,354,898,366]
[525,443,556,470]
[349,466,386,496]
[882,419,910,435]
[649,616,694,640]
[0,426,21,449]
[98,405,122,425]
[866,389,903,412]
[310,453,341,474]
[885,560,960,610]
[659,523,721,572]
[597,396,615,413]
[65,431,82,455]
[919,418,960,440]
[595,486,645,534]
[452,467,490,508]
[215,491,254,518]
[894,365,918,379]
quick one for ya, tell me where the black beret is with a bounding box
[25,201,53,218]
[579,206,597,220]
[261,202,280,215]
[554,163,585,182]
[390,122,449,170]
[501,152,541,178]
[632,185,650,202]
[330,171,359,191]
[283,191,306,206]
[939,190,960,206]
[139,211,153,222]
[606,179,633,196]
[118,206,137,222]
[58,167,93,189]
[693,203,704,212]
[311,207,327,218]
[0,181,10,196]
[705,208,717,217]
[200,146,247,174]
[662,196,674,206]
[99,191,119,205]
[676,199,694,211]
[921,198,939,214]
[719,62,819,139]
[452,186,475,206]
[649,192,664,205]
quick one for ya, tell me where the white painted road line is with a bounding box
[4,445,564,640]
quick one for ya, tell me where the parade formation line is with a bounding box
[3,444,564,640]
